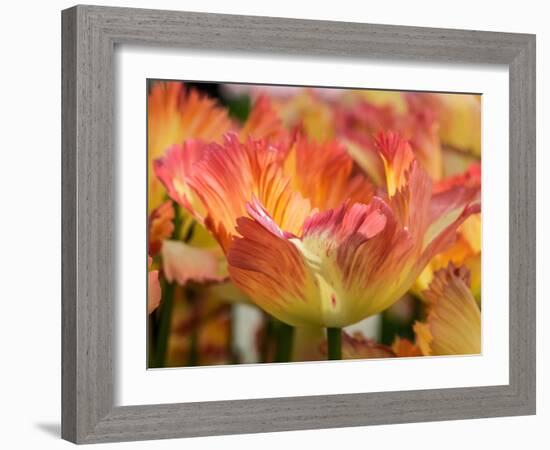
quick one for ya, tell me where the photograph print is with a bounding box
[146,80,482,368]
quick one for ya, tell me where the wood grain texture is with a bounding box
[61,7,77,443]
[61,4,536,444]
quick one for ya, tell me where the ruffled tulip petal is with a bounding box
[388,159,432,243]
[188,133,313,250]
[153,140,209,220]
[283,137,374,210]
[228,216,323,327]
[298,199,417,323]
[161,240,228,286]
[414,264,481,355]
[240,95,288,145]
[375,131,416,197]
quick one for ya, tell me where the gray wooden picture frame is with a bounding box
[61,4,536,444]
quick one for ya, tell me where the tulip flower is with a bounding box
[187,132,479,333]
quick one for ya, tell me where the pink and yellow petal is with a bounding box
[227,216,323,327]
[375,131,416,197]
[153,140,209,220]
[296,200,410,325]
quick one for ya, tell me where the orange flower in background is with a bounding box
[240,95,290,144]
[415,163,482,299]
[148,81,232,211]
[392,336,423,357]
[335,94,443,185]
[148,256,161,314]
[413,93,482,157]
[336,101,395,185]
[414,264,481,356]
[401,95,443,181]
[276,90,336,142]
[148,200,175,256]
[283,137,374,211]
[152,95,292,222]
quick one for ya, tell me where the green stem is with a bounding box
[228,304,240,364]
[260,314,274,363]
[187,328,199,366]
[183,220,196,243]
[153,280,175,367]
[327,328,342,360]
[150,202,184,368]
[147,313,157,368]
[274,321,294,363]
[172,204,184,241]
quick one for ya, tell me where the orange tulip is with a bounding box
[185,131,480,328]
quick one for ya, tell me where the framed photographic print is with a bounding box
[61,5,536,444]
